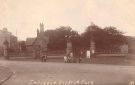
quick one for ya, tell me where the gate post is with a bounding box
[3,40,9,60]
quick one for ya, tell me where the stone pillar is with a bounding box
[66,41,72,55]
[33,49,37,59]
[33,45,40,59]
[3,40,9,59]
[40,41,48,55]
[40,37,48,61]
[67,41,73,62]
[90,41,95,56]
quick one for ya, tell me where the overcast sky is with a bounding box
[0,0,135,40]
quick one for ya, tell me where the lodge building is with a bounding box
[26,23,49,52]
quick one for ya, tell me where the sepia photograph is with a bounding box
[0,0,135,85]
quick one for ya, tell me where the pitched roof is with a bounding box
[26,38,36,45]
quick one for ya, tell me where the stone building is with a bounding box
[26,23,49,53]
[0,28,18,55]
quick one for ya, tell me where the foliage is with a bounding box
[44,26,78,51]
[44,24,127,51]
[82,24,127,51]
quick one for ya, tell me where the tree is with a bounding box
[81,23,104,50]
[81,24,127,51]
[102,26,127,50]
[44,26,78,51]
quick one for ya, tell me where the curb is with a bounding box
[0,66,13,85]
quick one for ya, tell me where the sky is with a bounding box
[0,0,135,40]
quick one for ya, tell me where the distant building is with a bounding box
[127,36,135,53]
[120,44,128,54]
[118,36,135,54]
[26,23,49,52]
[0,28,18,55]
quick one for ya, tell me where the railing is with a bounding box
[95,49,122,54]
[8,51,34,57]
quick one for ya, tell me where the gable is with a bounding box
[26,38,36,45]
